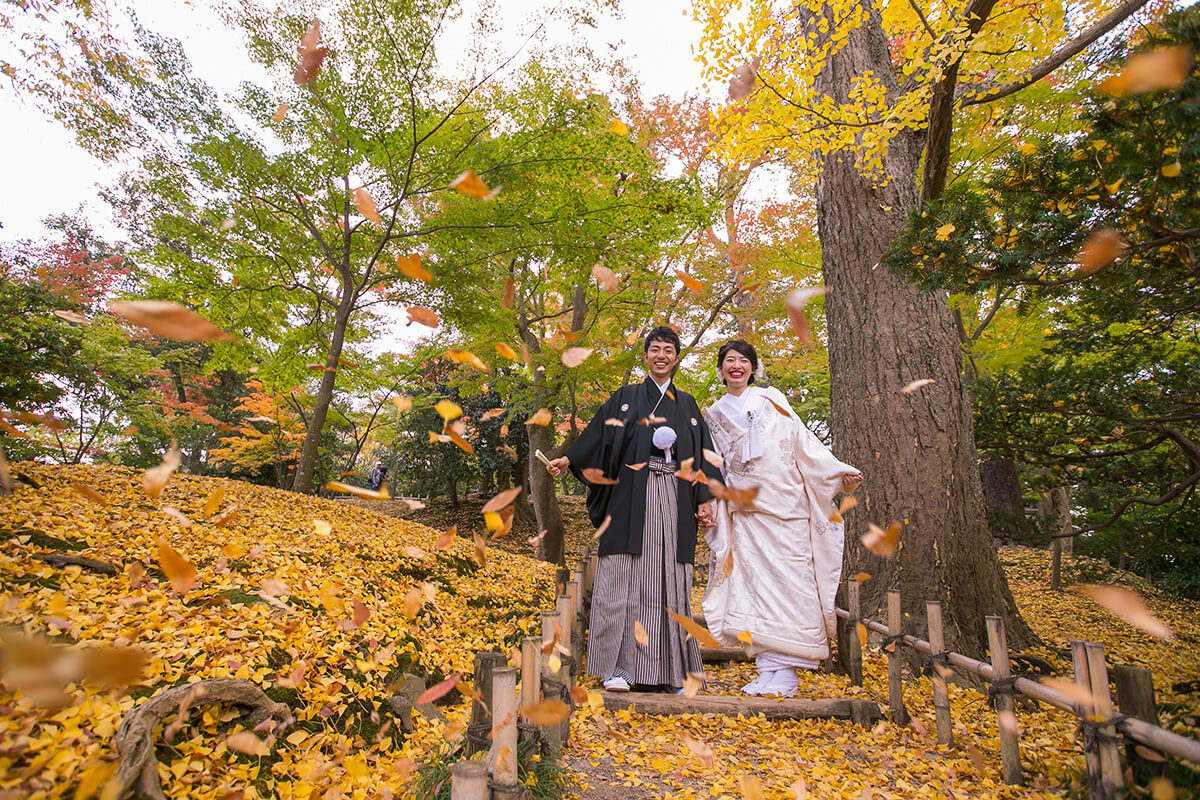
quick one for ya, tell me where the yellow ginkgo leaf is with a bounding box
[934,223,956,241]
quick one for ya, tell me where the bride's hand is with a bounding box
[841,474,863,495]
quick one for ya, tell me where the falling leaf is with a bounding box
[397,253,431,282]
[52,309,89,324]
[1148,777,1176,800]
[72,483,108,506]
[446,349,489,372]
[401,545,427,560]
[450,170,490,199]
[271,103,289,123]
[739,774,766,800]
[200,488,227,517]
[1098,45,1193,95]
[592,264,619,292]
[861,521,901,557]
[400,497,426,511]
[633,620,650,647]
[935,223,956,241]
[526,408,551,426]
[156,536,196,595]
[765,397,792,417]
[609,118,629,136]
[682,671,704,699]
[702,449,724,469]
[666,608,722,647]
[1079,585,1174,639]
[852,572,871,585]
[416,672,462,705]
[391,396,413,414]
[294,20,327,85]
[674,269,706,293]
[785,287,825,348]
[1075,228,1127,277]
[483,487,522,513]
[839,496,858,514]
[520,699,571,725]
[1039,677,1095,709]
[324,481,389,500]
[680,731,715,767]
[728,56,760,101]
[480,408,507,422]
[434,400,463,422]
[142,443,181,500]
[312,519,332,536]
[473,531,487,567]
[707,480,759,508]
[226,731,270,756]
[110,300,236,342]
[901,378,935,394]
[222,542,245,559]
[502,277,515,309]
[435,525,457,550]
[527,529,547,547]
[561,347,594,368]
[405,306,439,328]
[722,548,734,578]
[790,776,810,800]
[582,468,618,485]
[350,187,379,224]
[495,343,518,359]
[605,418,626,427]
[402,587,423,619]
[161,506,191,528]
[592,514,613,540]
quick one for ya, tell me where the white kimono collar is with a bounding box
[717,387,768,461]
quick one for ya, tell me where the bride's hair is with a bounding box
[716,339,758,385]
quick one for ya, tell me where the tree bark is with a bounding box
[528,421,565,565]
[807,7,1035,657]
[291,295,353,494]
[981,457,1023,543]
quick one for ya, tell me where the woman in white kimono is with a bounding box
[702,340,862,696]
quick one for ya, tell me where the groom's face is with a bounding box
[644,340,678,382]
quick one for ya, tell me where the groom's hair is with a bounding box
[643,326,681,354]
[717,339,758,384]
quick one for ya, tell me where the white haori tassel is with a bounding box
[652,425,677,461]
[742,407,763,463]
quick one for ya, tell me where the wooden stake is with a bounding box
[1072,639,1104,799]
[520,637,541,706]
[926,600,953,747]
[1085,641,1124,799]
[541,611,558,649]
[1114,664,1163,782]
[885,590,909,725]
[846,579,863,687]
[449,760,488,800]
[986,616,1023,786]
[491,667,520,793]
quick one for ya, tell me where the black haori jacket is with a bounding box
[565,378,722,565]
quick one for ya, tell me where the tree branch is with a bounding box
[1065,467,1200,536]
[959,0,1151,106]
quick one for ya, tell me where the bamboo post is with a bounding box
[985,616,1023,786]
[491,667,525,800]
[520,637,541,706]
[449,760,488,800]
[1085,641,1124,799]
[1114,664,1163,782]
[566,579,582,651]
[926,600,953,747]
[886,590,909,725]
[467,652,507,757]
[846,579,863,686]
[1072,640,1104,799]
[540,610,565,756]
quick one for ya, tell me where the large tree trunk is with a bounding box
[809,8,1034,658]
[981,457,1024,544]
[291,298,352,494]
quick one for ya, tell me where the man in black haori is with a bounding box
[546,326,721,693]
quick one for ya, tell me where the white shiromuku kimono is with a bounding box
[702,385,857,666]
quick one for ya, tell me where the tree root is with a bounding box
[31,552,118,575]
[113,678,294,800]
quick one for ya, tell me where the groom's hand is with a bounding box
[695,501,715,528]
[547,456,570,477]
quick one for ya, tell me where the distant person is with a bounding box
[701,340,862,697]
[368,462,387,491]
[546,326,721,693]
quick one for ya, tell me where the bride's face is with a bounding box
[720,351,753,391]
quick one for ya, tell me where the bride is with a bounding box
[702,340,862,696]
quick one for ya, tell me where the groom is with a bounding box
[546,326,721,692]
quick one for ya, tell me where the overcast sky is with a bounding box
[0,0,718,244]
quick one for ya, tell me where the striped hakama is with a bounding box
[585,457,703,688]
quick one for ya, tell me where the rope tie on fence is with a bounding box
[987,676,1020,702]
[925,651,951,671]
[1076,712,1128,750]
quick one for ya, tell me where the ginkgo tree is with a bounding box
[694,0,1165,655]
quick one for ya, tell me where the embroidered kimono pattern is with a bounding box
[702,386,857,663]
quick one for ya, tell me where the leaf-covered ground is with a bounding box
[0,464,555,799]
[2,465,1198,799]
